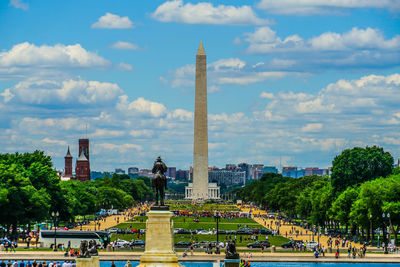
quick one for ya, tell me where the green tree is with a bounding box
[331,146,393,193]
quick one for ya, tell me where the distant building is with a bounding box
[64,146,73,178]
[63,139,91,181]
[166,167,176,178]
[255,166,278,179]
[282,166,327,178]
[137,169,153,178]
[115,168,125,175]
[128,167,139,175]
[238,163,251,179]
[208,169,246,186]
[176,169,189,180]
[225,164,237,170]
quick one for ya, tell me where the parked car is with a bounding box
[210,241,224,248]
[130,239,145,248]
[174,241,192,248]
[281,240,302,248]
[108,228,118,233]
[173,228,183,234]
[197,230,211,235]
[305,241,319,249]
[194,241,209,248]
[177,229,192,234]
[247,241,270,248]
[260,229,274,235]
[114,239,131,248]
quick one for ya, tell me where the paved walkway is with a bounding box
[241,206,376,250]
[0,251,399,263]
[71,205,150,231]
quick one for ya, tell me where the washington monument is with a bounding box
[192,41,209,200]
[185,41,220,200]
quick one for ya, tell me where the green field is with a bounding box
[110,214,290,248]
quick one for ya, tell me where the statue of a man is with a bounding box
[152,156,168,206]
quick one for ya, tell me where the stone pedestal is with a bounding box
[137,209,182,267]
[224,259,240,267]
[76,256,100,267]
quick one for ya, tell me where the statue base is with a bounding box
[224,259,240,267]
[76,256,100,267]
[137,210,183,267]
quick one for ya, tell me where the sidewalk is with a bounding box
[0,251,399,263]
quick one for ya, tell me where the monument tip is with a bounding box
[197,41,205,55]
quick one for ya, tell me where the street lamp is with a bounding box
[214,211,221,244]
[369,213,373,245]
[382,212,390,254]
[51,211,59,252]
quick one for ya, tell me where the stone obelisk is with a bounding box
[192,41,209,200]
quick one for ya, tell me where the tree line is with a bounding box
[235,146,400,244]
[0,151,154,236]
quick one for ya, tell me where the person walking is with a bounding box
[19,261,25,267]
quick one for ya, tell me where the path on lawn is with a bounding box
[241,206,375,250]
[71,204,150,231]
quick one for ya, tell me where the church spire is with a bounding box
[65,146,72,158]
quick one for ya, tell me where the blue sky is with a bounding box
[1,0,400,172]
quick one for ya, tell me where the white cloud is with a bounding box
[93,129,125,137]
[118,62,134,72]
[0,42,110,80]
[164,58,296,88]
[41,138,67,146]
[118,96,167,117]
[110,41,139,50]
[210,58,246,72]
[168,109,193,121]
[218,71,288,85]
[260,92,274,99]
[129,130,154,138]
[152,0,271,25]
[98,143,142,152]
[9,0,28,10]
[0,42,110,67]
[256,0,400,15]
[209,85,221,93]
[5,78,123,105]
[91,13,133,29]
[301,123,323,132]
[243,27,400,53]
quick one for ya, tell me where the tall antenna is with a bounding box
[85,124,88,138]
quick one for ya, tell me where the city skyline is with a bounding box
[1,0,399,171]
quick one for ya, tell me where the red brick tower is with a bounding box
[75,138,91,181]
[64,146,73,178]
[79,139,89,161]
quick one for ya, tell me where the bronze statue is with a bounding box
[225,239,239,259]
[152,156,168,206]
[78,240,89,258]
[78,240,98,258]
[88,240,98,256]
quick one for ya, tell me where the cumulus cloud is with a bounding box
[110,41,139,50]
[91,13,134,29]
[256,0,400,15]
[0,42,110,80]
[152,0,271,25]
[4,78,123,106]
[118,62,134,72]
[243,26,400,53]
[239,27,400,71]
[98,143,142,152]
[301,123,323,132]
[9,0,28,10]
[163,57,298,89]
[117,96,167,117]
